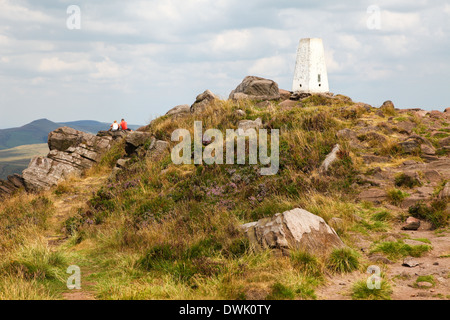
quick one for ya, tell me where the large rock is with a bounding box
[166,104,191,117]
[190,90,218,114]
[22,127,113,191]
[242,208,344,256]
[22,156,80,191]
[97,130,128,140]
[125,131,153,156]
[229,76,280,101]
[147,139,170,160]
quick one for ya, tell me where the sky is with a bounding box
[0,0,449,129]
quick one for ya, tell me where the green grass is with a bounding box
[387,188,410,206]
[290,250,324,278]
[414,275,435,288]
[370,241,432,260]
[326,248,359,274]
[412,238,432,244]
[408,200,449,229]
[352,279,392,300]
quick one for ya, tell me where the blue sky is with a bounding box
[0,0,449,128]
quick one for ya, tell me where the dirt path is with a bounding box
[44,175,107,301]
[317,225,450,300]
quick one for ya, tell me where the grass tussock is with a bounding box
[352,279,392,300]
[370,241,432,260]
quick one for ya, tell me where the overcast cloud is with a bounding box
[0,0,449,128]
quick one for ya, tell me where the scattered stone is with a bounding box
[241,208,344,256]
[116,159,130,169]
[402,257,420,268]
[279,89,292,100]
[234,109,246,117]
[290,92,311,101]
[421,144,436,156]
[238,118,263,133]
[147,140,170,161]
[416,282,433,289]
[191,90,218,114]
[402,217,421,231]
[279,100,300,109]
[229,76,280,101]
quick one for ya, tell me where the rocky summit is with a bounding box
[0,75,449,301]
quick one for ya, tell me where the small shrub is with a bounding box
[352,279,392,300]
[387,188,409,206]
[414,275,435,288]
[291,251,323,278]
[372,210,392,222]
[3,246,68,281]
[409,200,449,229]
[370,241,431,260]
[326,248,359,274]
[266,282,295,300]
[226,238,250,258]
[395,173,422,189]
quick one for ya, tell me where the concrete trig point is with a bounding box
[292,38,329,93]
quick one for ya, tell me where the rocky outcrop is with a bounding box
[242,208,344,256]
[191,90,218,114]
[0,174,27,198]
[97,130,129,140]
[229,76,280,101]
[166,104,191,117]
[22,127,113,191]
[125,131,153,156]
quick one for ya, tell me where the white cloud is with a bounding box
[90,57,131,79]
[38,56,93,73]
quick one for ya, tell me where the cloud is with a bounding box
[0,0,449,128]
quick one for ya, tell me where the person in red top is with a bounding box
[120,119,131,131]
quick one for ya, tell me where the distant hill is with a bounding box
[0,119,141,150]
[0,143,49,179]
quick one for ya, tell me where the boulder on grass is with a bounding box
[229,76,280,101]
[191,90,218,114]
[242,208,345,256]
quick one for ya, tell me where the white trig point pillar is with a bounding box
[292,38,329,93]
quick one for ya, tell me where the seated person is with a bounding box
[120,118,131,131]
[110,120,119,131]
